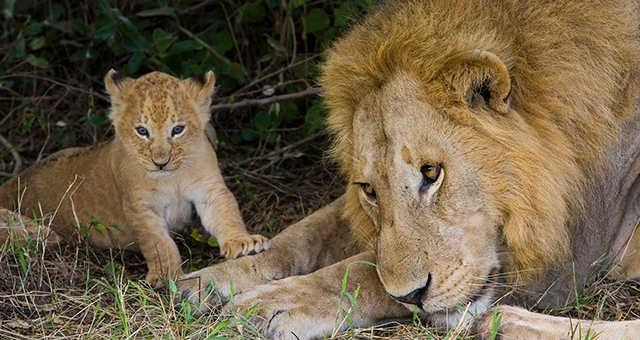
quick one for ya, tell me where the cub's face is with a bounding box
[348,72,507,326]
[104,71,216,174]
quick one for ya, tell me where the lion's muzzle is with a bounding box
[389,273,430,307]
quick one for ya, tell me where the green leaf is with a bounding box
[302,101,325,136]
[211,30,233,55]
[25,54,49,69]
[136,7,175,18]
[21,109,36,134]
[93,22,117,43]
[168,40,201,54]
[290,0,306,9]
[152,28,176,54]
[229,62,244,79]
[29,36,46,50]
[335,2,358,27]
[6,38,25,60]
[25,21,43,35]
[36,114,47,131]
[127,50,145,73]
[264,34,286,52]
[3,0,16,19]
[83,115,106,126]
[112,8,152,51]
[254,110,271,132]
[72,19,90,36]
[357,0,375,12]
[46,4,63,21]
[278,100,299,125]
[241,128,259,141]
[305,8,330,33]
[169,279,177,294]
[242,1,265,23]
[70,48,96,63]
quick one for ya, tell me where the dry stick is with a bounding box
[232,53,324,96]
[234,131,324,168]
[0,74,109,101]
[211,87,324,111]
[177,0,218,15]
[0,135,23,176]
[177,26,232,65]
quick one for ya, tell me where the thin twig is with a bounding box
[211,87,324,111]
[177,0,218,15]
[233,53,324,95]
[0,74,108,101]
[233,130,324,168]
[177,26,232,65]
[0,135,23,175]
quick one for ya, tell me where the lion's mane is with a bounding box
[320,0,640,285]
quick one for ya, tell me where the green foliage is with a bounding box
[1,0,376,170]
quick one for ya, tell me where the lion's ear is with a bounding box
[105,69,133,122]
[439,50,511,114]
[105,69,133,103]
[182,71,216,117]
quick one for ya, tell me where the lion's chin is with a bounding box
[147,168,178,177]
[426,292,495,329]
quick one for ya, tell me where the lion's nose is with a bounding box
[153,157,171,169]
[390,274,430,306]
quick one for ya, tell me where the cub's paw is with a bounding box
[221,234,269,259]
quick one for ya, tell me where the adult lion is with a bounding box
[179,0,640,338]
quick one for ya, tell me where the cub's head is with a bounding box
[323,45,581,326]
[104,70,216,174]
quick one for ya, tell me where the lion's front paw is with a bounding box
[471,305,577,340]
[224,277,345,340]
[221,234,269,259]
[145,266,183,288]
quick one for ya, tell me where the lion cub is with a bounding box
[0,70,269,286]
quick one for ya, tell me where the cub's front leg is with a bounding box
[194,181,268,258]
[124,203,183,287]
[226,251,410,340]
[178,197,355,315]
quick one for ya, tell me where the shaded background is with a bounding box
[2,1,640,339]
[0,0,377,244]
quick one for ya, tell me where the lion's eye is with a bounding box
[172,125,185,137]
[361,183,376,200]
[135,126,149,137]
[420,165,442,192]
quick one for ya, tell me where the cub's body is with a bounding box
[0,71,268,286]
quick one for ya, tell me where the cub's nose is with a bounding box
[153,157,171,169]
[389,275,430,306]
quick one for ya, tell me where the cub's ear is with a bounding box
[438,50,511,114]
[105,69,134,122]
[104,69,133,103]
[182,71,216,116]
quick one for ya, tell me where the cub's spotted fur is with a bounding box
[0,71,268,286]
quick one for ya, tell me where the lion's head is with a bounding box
[321,0,639,327]
[105,71,216,174]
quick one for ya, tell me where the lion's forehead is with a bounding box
[125,83,193,128]
[351,75,451,178]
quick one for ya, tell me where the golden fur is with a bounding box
[0,71,268,286]
[321,0,640,286]
[176,0,640,337]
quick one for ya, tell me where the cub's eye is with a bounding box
[135,126,149,137]
[172,125,185,137]
[420,164,442,192]
[361,183,376,200]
